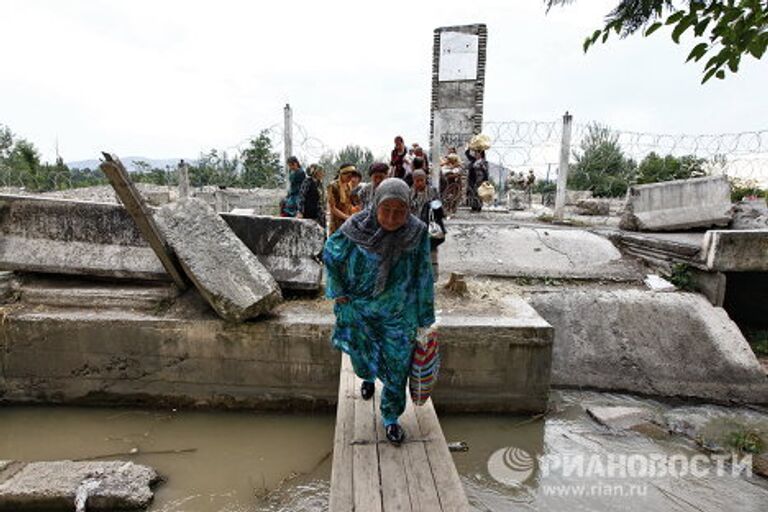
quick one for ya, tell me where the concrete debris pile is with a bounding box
[0,155,325,321]
[731,199,768,230]
[0,460,159,511]
[620,175,732,231]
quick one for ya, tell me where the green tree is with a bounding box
[318,145,375,187]
[569,123,636,197]
[546,0,768,83]
[240,130,282,188]
[636,152,707,183]
[188,149,239,187]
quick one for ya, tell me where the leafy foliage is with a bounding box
[546,0,768,83]
[664,262,694,290]
[636,152,707,184]
[240,130,283,189]
[729,176,766,200]
[726,428,765,454]
[318,145,376,187]
[568,123,637,197]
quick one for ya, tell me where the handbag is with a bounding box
[409,324,440,406]
[428,206,444,240]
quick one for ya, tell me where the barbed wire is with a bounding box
[484,120,768,188]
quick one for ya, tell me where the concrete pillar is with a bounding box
[283,103,293,192]
[429,24,487,166]
[177,160,190,199]
[554,111,573,221]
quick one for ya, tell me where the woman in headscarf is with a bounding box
[410,169,446,279]
[280,156,305,217]
[465,148,488,213]
[323,178,435,445]
[327,163,358,235]
[297,164,325,227]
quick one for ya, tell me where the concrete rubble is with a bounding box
[575,198,610,216]
[0,194,168,281]
[0,194,322,292]
[153,198,282,322]
[0,460,158,511]
[731,199,768,230]
[586,405,655,430]
[221,212,324,291]
[529,289,768,404]
[643,274,676,291]
[702,229,768,272]
[620,175,732,231]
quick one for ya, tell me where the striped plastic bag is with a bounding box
[409,324,440,406]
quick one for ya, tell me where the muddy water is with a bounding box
[0,407,334,511]
[2,391,768,511]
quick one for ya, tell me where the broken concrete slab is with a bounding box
[644,274,676,291]
[620,175,732,231]
[0,460,158,511]
[100,156,187,290]
[18,277,179,312]
[586,405,654,430]
[221,213,324,291]
[153,198,282,321]
[0,194,169,281]
[0,194,322,291]
[441,224,645,281]
[528,289,768,404]
[702,229,768,272]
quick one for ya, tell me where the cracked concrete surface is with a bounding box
[440,223,646,280]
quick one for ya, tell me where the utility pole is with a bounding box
[554,111,573,221]
[283,103,293,192]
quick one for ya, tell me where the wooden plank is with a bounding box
[352,366,382,512]
[399,395,442,511]
[374,381,413,512]
[414,399,470,512]
[329,355,355,512]
[99,154,187,290]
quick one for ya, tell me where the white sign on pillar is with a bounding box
[439,32,479,82]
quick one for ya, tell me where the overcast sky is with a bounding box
[1,0,767,164]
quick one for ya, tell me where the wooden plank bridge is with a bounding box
[329,355,470,511]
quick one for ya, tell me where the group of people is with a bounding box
[277,136,492,446]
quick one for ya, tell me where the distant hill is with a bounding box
[66,157,192,172]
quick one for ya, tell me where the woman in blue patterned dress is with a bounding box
[323,178,435,445]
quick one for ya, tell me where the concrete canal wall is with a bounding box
[0,295,553,414]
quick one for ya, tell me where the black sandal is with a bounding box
[385,424,405,446]
[360,381,374,401]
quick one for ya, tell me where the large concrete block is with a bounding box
[529,289,768,404]
[221,213,324,290]
[702,229,768,272]
[0,194,167,281]
[620,176,732,231]
[0,194,322,291]
[0,460,158,511]
[153,198,281,321]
